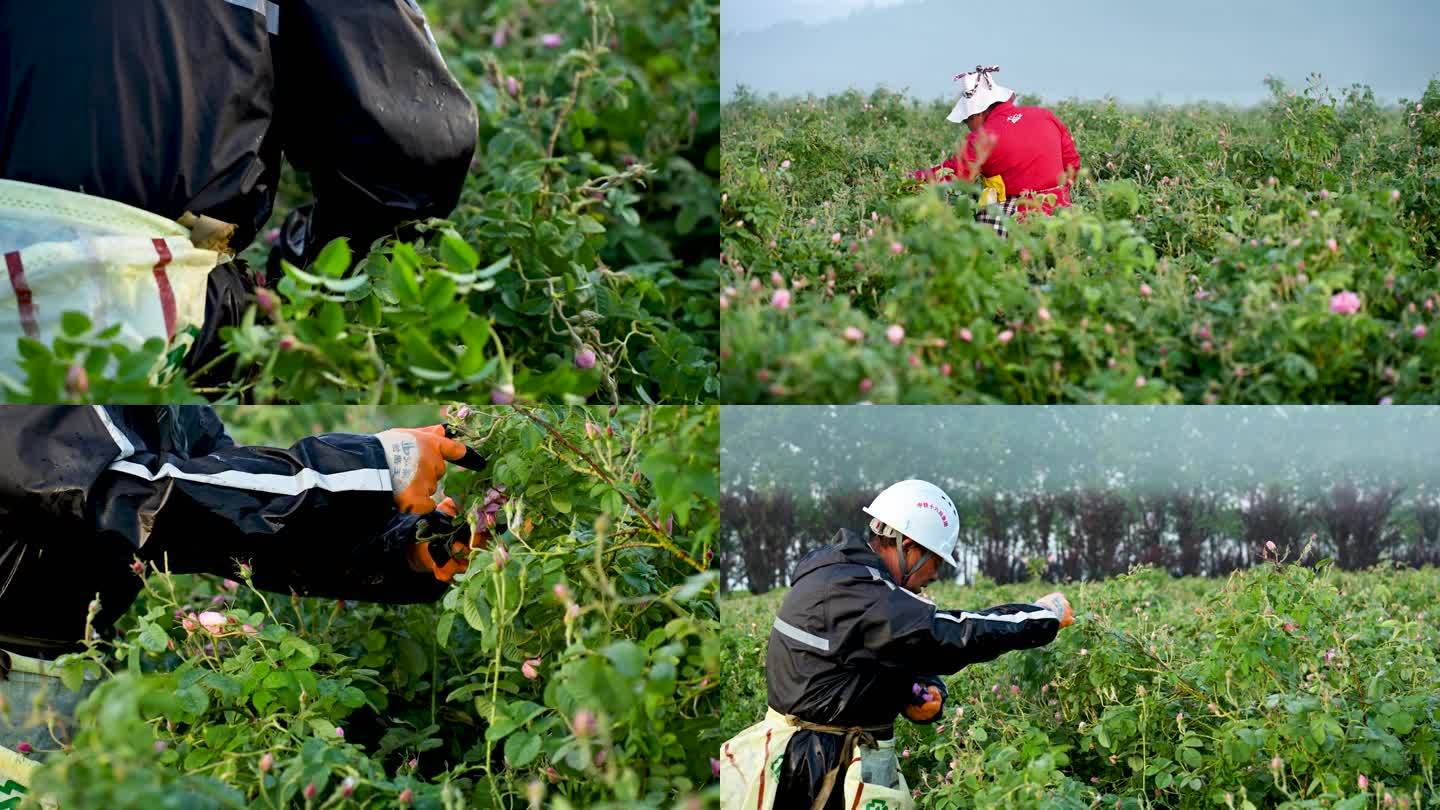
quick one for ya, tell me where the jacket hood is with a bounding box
[791,528,897,588]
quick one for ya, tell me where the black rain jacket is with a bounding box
[0,406,453,658]
[767,529,1060,809]
[0,2,477,376]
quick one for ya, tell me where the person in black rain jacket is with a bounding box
[0,2,478,381]
[0,405,491,665]
[732,479,1074,810]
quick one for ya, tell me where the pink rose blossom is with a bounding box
[522,657,542,680]
[997,329,1014,344]
[770,289,791,310]
[540,33,563,48]
[1329,291,1361,315]
[859,378,873,394]
[885,324,905,345]
[843,326,864,342]
[1414,324,1428,339]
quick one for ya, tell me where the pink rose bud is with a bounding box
[242,624,259,636]
[154,740,168,752]
[780,159,792,169]
[1326,238,1338,252]
[711,758,721,777]
[1359,774,1368,790]
[255,288,277,318]
[1139,282,1152,298]
[1037,307,1051,322]
[771,288,791,310]
[1271,756,1282,771]
[573,709,597,737]
[335,726,344,738]
[574,347,597,369]
[522,657,542,680]
[858,378,873,394]
[890,241,904,255]
[399,788,414,806]
[553,583,571,601]
[1135,376,1146,388]
[939,363,952,376]
[959,328,973,343]
[132,560,146,576]
[843,326,864,342]
[1414,324,1428,338]
[17,742,33,754]
[66,365,89,398]
[341,777,356,798]
[885,324,905,345]
[830,232,842,245]
[223,579,239,592]
[181,614,198,633]
[566,603,581,622]
[279,335,297,351]
[1391,189,1401,202]
[541,33,563,48]
[585,421,599,440]
[506,76,520,98]
[1266,540,1277,552]
[907,354,921,368]
[303,784,317,800]
[494,543,510,569]
[264,227,282,246]
[997,329,1014,344]
[492,26,508,47]
[491,384,515,405]
[770,271,784,286]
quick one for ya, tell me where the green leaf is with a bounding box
[138,622,169,653]
[440,233,480,273]
[313,238,353,278]
[475,255,513,280]
[436,612,455,648]
[504,731,543,768]
[61,311,92,337]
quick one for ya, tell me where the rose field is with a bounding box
[17,405,720,808]
[719,560,1440,809]
[720,77,1440,403]
[5,0,719,405]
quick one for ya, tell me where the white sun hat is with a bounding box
[946,65,1015,124]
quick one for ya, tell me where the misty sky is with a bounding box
[721,406,1440,498]
[720,0,1440,105]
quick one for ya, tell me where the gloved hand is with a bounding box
[902,675,948,724]
[1036,591,1075,628]
[374,426,469,514]
[405,496,501,582]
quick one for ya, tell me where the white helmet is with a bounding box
[946,65,1014,124]
[862,479,961,568]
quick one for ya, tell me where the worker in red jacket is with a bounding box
[914,66,1081,223]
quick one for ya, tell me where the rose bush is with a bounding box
[721,558,1440,808]
[24,404,720,808]
[720,77,1440,403]
[5,0,719,405]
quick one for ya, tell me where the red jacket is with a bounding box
[914,98,1080,216]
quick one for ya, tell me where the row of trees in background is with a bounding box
[718,482,1440,593]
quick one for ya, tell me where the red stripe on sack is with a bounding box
[849,777,866,810]
[757,729,771,810]
[151,238,177,340]
[4,251,39,338]
[724,742,743,774]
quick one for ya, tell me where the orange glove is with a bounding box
[375,426,469,514]
[902,682,945,724]
[1036,592,1075,628]
[406,497,495,582]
